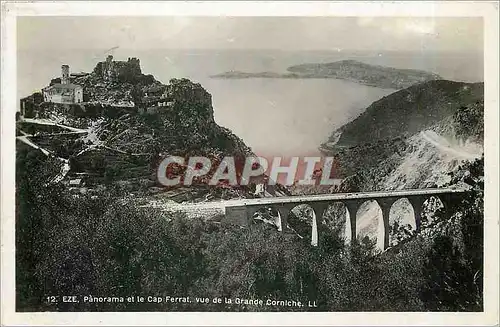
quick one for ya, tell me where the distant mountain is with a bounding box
[321,80,484,152]
[211,60,441,89]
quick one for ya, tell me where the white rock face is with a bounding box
[355,130,483,250]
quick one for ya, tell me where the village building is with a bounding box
[138,85,173,114]
[69,178,84,187]
[19,92,44,118]
[42,65,84,104]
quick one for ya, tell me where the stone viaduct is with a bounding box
[224,187,467,250]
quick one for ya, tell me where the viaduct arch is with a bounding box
[224,188,466,250]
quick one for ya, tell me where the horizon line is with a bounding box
[17,47,484,54]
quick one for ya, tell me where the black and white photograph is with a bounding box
[1,1,499,326]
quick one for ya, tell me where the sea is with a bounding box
[17,48,483,157]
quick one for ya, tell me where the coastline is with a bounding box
[210,72,400,90]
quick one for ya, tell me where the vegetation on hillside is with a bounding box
[453,101,484,142]
[16,143,484,312]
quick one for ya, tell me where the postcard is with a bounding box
[1,1,498,326]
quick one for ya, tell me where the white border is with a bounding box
[1,1,499,326]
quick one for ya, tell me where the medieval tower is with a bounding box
[61,64,70,85]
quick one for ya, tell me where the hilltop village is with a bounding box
[20,55,181,118]
[17,56,264,200]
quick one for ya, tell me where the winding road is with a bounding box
[17,117,89,184]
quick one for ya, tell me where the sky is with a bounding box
[17,16,483,53]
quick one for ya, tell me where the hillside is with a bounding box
[321,80,484,151]
[321,80,484,188]
[317,77,484,249]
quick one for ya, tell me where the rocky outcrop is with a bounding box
[93,55,142,83]
[164,78,215,128]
